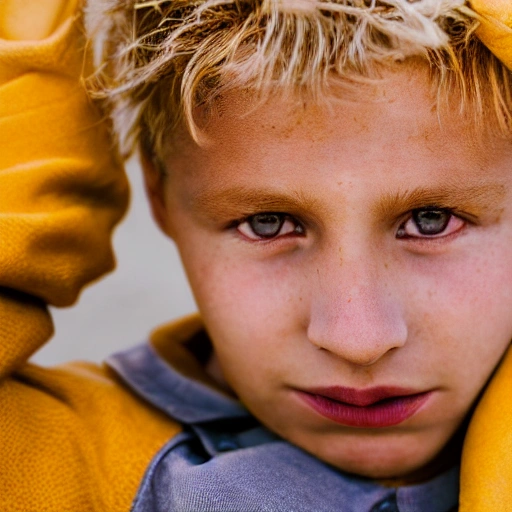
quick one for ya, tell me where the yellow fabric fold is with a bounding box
[1,361,182,512]
[472,0,512,69]
[0,0,76,41]
[459,346,512,511]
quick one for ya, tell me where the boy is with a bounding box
[1,0,512,511]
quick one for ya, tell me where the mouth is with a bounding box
[296,386,432,428]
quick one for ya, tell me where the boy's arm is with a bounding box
[0,0,128,379]
[472,0,512,69]
[0,3,182,511]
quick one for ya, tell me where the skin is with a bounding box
[142,63,512,482]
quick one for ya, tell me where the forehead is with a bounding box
[164,63,512,194]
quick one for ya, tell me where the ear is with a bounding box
[139,151,173,238]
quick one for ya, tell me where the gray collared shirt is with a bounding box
[107,343,459,512]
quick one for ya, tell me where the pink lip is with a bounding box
[297,386,432,428]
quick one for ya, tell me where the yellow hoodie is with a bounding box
[472,0,512,68]
[0,0,510,511]
[0,1,180,511]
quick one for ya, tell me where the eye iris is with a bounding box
[413,209,450,235]
[249,214,284,238]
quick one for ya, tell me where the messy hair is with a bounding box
[88,0,512,160]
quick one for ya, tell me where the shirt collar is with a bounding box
[106,315,249,424]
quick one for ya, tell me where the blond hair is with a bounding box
[88,0,512,160]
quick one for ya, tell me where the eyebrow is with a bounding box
[373,183,507,220]
[186,182,507,224]
[188,186,322,222]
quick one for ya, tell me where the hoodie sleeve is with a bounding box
[0,5,183,511]
[471,0,512,69]
[0,0,129,379]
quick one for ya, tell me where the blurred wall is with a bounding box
[32,158,197,366]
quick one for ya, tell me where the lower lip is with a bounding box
[298,391,432,428]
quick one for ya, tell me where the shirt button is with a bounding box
[370,495,399,512]
[216,438,239,452]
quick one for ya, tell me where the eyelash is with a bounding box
[232,208,467,242]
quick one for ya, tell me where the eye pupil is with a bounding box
[249,214,284,238]
[413,209,450,235]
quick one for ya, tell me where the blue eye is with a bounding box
[397,208,464,239]
[237,213,304,240]
[249,214,285,238]
[413,209,451,235]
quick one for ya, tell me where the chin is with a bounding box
[302,435,444,482]
[330,455,426,481]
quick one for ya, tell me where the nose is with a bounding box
[306,256,407,367]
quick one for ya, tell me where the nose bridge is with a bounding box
[307,241,407,366]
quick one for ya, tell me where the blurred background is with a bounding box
[32,158,197,366]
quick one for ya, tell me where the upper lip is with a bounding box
[301,386,425,407]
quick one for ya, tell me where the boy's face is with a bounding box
[145,64,512,480]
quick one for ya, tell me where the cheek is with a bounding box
[404,243,512,388]
[183,246,307,368]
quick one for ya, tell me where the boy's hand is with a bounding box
[472,0,512,69]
